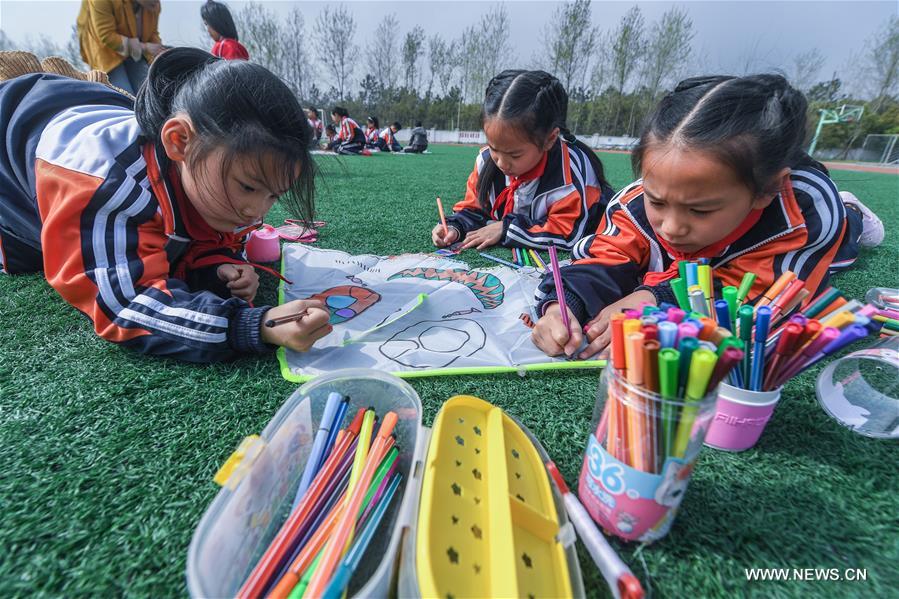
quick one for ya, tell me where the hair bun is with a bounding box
[674,75,733,93]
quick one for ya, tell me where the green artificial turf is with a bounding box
[1,146,897,598]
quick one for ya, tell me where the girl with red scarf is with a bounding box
[532,75,876,359]
[202,1,249,61]
[432,70,613,251]
[0,49,332,362]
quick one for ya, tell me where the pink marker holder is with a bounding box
[245,225,282,263]
[704,383,783,452]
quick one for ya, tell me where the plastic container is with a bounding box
[578,367,718,543]
[246,225,282,263]
[816,336,899,438]
[704,383,783,451]
[398,396,584,597]
[186,369,428,598]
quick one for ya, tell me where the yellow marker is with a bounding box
[672,349,717,458]
[698,264,714,321]
[820,310,856,330]
[622,318,641,337]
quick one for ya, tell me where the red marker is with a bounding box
[763,322,803,390]
[436,197,448,238]
[708,346,744,390]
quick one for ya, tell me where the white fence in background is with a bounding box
[394,129,638,150]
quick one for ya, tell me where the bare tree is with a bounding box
[456,25,482,103]
[542,0,598,91]
[280,7,313,98]
[63,25,88,69]
[611,6,644,94]
[476,4,512,96]
[640,6,694,103]
[0,30,13,51]
[313,5,358,101]
[366,14,399,90]
[789,48,825,92]
[865,15,899,112]
[22,34,61,59]
[239,2,282,73]
[402,26,426,90]
[427,34,457,97]
[609,6,644,134]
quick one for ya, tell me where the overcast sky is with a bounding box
[1,0,895,92]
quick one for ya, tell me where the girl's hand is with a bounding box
[432,223,459,247]
[460,221,504,250]
[531,302,583,357]
[579,289,656,359]
[260,299,332,352]
[217,264,260,302]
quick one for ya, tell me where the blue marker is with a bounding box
[658,321,678,348]
[479,252,520,269]
[321,474,403,599]
[686,262,699,287]
[749,306,771,391]
[316,396,349,472]
[714,300,732,331]
[292,392,344,510]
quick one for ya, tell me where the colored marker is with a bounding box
[722,286,738,326]
[546,463,645,599]
[671,278,690,311]
[688,287,708,316]
[673,348,718,457]
[685,262,699,287]
[321,475,403,599]
[316,397,350,472]
[658,321,678,348]
[658,348,680,459]
[738,305,754,387]
[736,272,757,304]
[676,336,699,395]
[478,252,520,269]
[749,306,772,391]
[802,287,842,319]
[292,392,345,510]
[548,244,571,334]
[436,196,448,237]
[714,300,732,332]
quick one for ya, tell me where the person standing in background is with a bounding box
[77,0,164,95]
[202,0,249,61]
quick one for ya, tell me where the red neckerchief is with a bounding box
[641,194,773,287]
[491,151,549,219]
[167,162,290,284]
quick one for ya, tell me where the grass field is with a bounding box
[1,146,897,598]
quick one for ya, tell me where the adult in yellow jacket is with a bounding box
[77,0,164,95]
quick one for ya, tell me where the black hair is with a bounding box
[331,106,349,118]
[367,116,380,129]
[306,107,319,116]
[135,47,315,223]
[325,124,336,133]
[633,74,824,197]
[414,121,423,127]
[477,69,611,212]
[392,121,402,130]
[201,0,239,41]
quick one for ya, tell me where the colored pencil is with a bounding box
[548,244,570,333]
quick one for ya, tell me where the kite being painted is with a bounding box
[387,268,505,309]
[307,285,381,324]
[379,319,487,368]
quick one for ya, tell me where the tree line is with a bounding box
[2,3,897,157]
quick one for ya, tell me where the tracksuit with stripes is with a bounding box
[447,139,614,251]
[0,74,275,362]
[536,164,863,322]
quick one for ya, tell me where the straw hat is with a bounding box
[0,50,133,98]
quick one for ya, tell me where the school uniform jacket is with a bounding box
[379,127,396,146]
[446,139,613,250]
[337,116,364,145]
[364,126,380,145]
[536,167,858,323]
[0,74,273,363]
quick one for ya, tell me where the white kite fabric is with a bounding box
[278,244,597,380]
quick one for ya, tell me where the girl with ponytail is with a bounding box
[433,69,615,251]
[532,74,878,359]
[0,47,331,362]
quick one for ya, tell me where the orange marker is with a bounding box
[755,271,796,308]
[623,332,646,471]
[610,313,627,372]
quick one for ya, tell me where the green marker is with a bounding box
[722,286,738,327]
[289,551,324,599]
[673,348,718,458]
[677,260,687,282]
[671,277,690,311]
[736,272,757,304]
[676,337,699,396]
[738,305,754,387]
[716,336,744,357]
[658,348,680,460]
[803,288,843,318]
